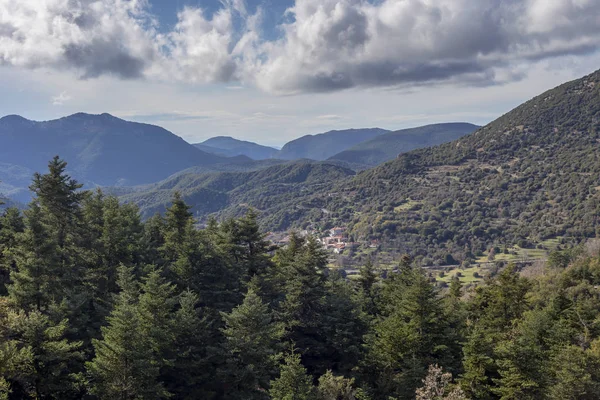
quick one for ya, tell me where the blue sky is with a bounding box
[1,0,600,146]
[149,0,291,37]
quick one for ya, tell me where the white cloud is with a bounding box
[0,0,159,78]
[0,0,599,94]
[51,91,72,105]
[252,0,600,93]
[3,54,599,146]
[160,6,237,83]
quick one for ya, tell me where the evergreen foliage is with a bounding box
[269,353,316,400]
[3,156,600,399]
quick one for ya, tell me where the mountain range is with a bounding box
[111,68,600,265]
[0,111,477,204]
[256,68,600,262]
[2,68,599,266]
[328,123,479,166]
[276,128,390,160]
[193,136,279,160]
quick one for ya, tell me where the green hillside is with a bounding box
[121,161,355,229]
[116,69,600,266]
[311,68,600,262]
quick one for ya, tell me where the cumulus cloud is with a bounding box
[253,0,600,93]
[1,0,600,94]
[0,0,159,79]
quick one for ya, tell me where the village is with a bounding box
[265,226,380,254]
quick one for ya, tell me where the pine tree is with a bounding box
[460,265,532,399]
[278,235,329,375]
[0,297,33,400]
[163,290,216,400]
[357,258,379,316]
[162,194,242,312]
[358,259,377,296]
[80,193,145,349]
[162,192,193,263]
[220,209,274,280]
[29,157,84,251]
[79,190,105,279]
[547,342,600,400]
[137,268,178,373]
[269,353,316,400]
[98,197,143,293]
[442,277,467,376]
[254,233,306,310]
[367,266,452,399]
[468,265,531,331]
[321,274,368,376]
[8,203,57,312]
[492,309,555,400]
[87,266,168,400]
[221,287,282,399]
[459,325,497,400]
[141,213,166,267]
[0,208,24,295]
[9,157,86,313]
[4,308,83,399]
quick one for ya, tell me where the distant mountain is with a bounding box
[0,113,230,201]
[328,123,480,166]
[193,136,278,160]
[276,128,390,160]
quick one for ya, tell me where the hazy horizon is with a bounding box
[1,111,482,148]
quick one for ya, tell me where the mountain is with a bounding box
[119,161,355,227]
[119,69,600,266]
[266,68,600,263]
[328,123,479,166]
[276,128,390,160]
[0,113,230,201]
[194,136,278,160]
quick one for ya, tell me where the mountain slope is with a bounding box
[276,128,390,160]
[0,113,229,200]
[120,161,355,226]
[328,123,479,166]
[293,68,600,262]
[131,68,600,265]
[194,136,278,160]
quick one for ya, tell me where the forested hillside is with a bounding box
[119,161,355,227]
[161,69,600,265]
[115,69,600,267]
[2,158,600,399]
[328,68,600,262]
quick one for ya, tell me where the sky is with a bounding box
[0,0,599,147]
